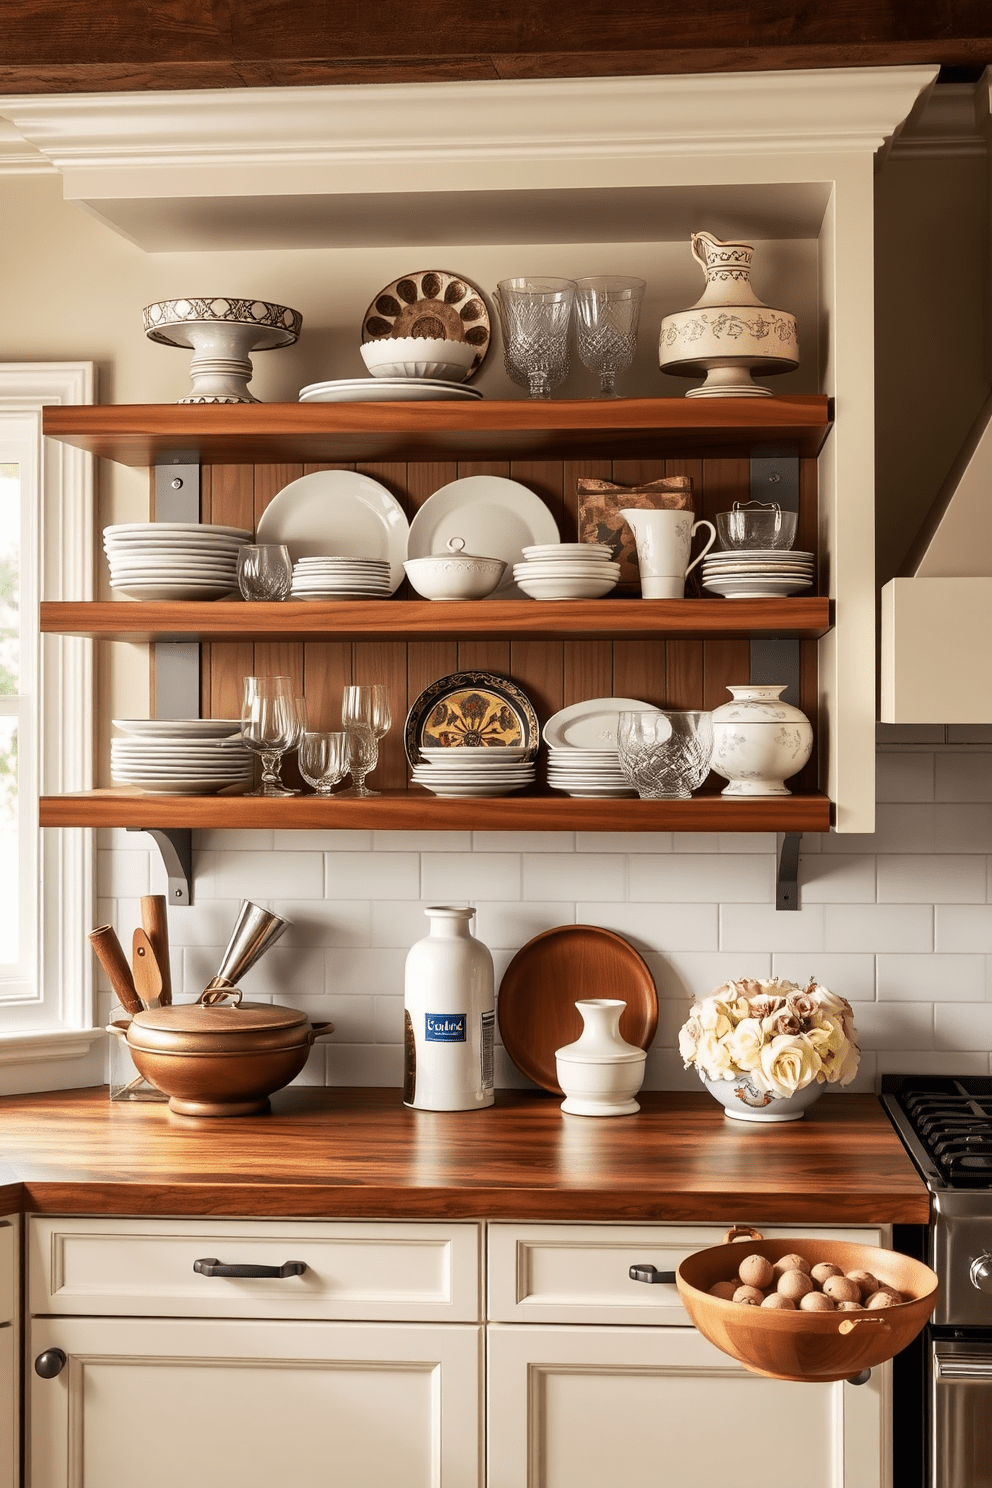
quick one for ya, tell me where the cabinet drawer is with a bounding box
[488,1223,886,1325]
[30,1217,481,1322]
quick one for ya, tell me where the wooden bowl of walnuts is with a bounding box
[676,1228,938,1382]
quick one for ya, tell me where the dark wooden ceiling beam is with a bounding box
[0,2,990,92]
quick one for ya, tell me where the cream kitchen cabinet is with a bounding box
[487,1222,890,1488]
[0,1217,18,1488]
[27,1217,483,1488]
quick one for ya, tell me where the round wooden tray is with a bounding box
[496,925,658,1093]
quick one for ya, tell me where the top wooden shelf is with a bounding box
[42,396,833,467]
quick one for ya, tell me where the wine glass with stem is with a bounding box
[573,276,645,398]
[299,731,353,796]
[241,676,301,797]
[339,685,392,798]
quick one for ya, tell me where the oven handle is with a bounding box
[933,1346,992,1381]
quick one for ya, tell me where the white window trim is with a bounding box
[0,363,104,1083]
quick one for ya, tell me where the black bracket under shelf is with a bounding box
[127,827,193,907]
[776,832,803,912]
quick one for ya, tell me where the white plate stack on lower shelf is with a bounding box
[290,557,392,600]
[411,746,536,798]
[543,696,657,799]
[545,748,637,799]
[111,719,254,795]
[701,549,815,599]
[512,543,620,601]
[103,523,252,600]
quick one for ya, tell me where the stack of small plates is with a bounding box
[702,549,815,599]
[111,719,254,795]
[546,748,636,799]
[512,543,620,601]
[412,746,536,798]
[290,557,392,600]
[299,379,482,404]
[103,523,251,600]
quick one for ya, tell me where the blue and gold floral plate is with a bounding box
[404,671,540,766]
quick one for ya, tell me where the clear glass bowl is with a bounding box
[616,709,713,800]
[716,504,797,551]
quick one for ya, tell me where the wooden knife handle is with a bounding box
[88,926,142,1017]
[140,894,172,1006]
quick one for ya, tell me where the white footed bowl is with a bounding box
[361,337,476,381]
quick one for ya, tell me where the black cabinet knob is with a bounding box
[34,1348,66,1379]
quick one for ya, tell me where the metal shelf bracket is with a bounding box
[776,832,802,912]
[127,827,193,906]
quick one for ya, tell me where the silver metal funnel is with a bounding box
[203,901,290,997]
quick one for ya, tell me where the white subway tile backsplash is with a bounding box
[875,752,935,803]
[771,953,876,1002]
[325,1044,403,1086]
[270,900,372,950]
[98,849,150,899]
[876,1051,991,1077]
[848,1001,933,1050]
[797,854,876,903]
[523,853,625,902]
[374,831,472,851]
[473,901,576,948]
[273,830,371,851]
[877,854,987,904]
[647,950,773,1002]
[196,850,324,900]
[576,832,672,853]
[822,804,935,855]
[720,902,826,954]
[877,953,988,1002]
[324,948,406,998]
[423,852,521,901]
[935,905,992,954]
[474,831,574,852]
[630,851,773,903]
[935,804,992,853]
[672,832,778,854]
[200,830,274,851]
[823,903,934,954]
[935,1002,992,1049]
[307,994,376,1044]
[373,995,405,1044]
[325,852,420,901]
[579,901,719,952]
[935,752,992,802]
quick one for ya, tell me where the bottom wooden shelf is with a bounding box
[40,789,831,832]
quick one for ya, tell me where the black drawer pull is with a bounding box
[35,1348,66,1378]
[629,1264,677,1285]
[193,1257,307,1279]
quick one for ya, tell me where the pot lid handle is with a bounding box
[199,979,244,1007]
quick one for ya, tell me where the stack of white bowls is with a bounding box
[111,719,254,795]
[513,543,620,601]
[412,746,535,798]
[546,747,637,799]
[702,549,814,599]
[103,523,251,600]
[290,557,392,600]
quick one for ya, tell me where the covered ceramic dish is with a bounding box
[109,986,333,1117]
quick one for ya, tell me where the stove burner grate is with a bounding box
[899,1083,992,1186]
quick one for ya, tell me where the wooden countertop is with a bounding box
[0,1086,928,1224]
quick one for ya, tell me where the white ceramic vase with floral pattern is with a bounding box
[700,1072,822,1123]
[709,684,813,797]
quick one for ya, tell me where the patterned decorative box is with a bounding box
[577,477,693,594]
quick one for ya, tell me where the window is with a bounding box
[0,365,103,1080]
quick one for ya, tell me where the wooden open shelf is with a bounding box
[42,395,832,465]
[43,597,832,644]
[40,788,831,832]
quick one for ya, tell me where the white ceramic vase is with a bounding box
[709,684,813,797]
[701,1072,822,1123]
[403,905,495,1111]
[555,999,646,1117]
[659,231,799,398]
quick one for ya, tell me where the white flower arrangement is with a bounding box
[678,977,860,1098]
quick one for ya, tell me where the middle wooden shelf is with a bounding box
[42,597,831,644]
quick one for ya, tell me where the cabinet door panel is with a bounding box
[488,1324,885,1488]
[30,1318,482,1488]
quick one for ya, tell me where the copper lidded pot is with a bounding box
[109,986,334,1117]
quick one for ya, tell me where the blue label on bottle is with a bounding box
[425,1013,466,1043]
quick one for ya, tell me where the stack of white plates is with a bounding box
[103,523,251,600]
[702,549,815,599]
[546,748,636,798]
[412,746,535,798]
[299,379,482,404]
[512,543,620,601]
[290,557,392,600]
[111,719,253,794]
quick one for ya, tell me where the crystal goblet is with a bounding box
[241,675,299,797]
[493,277,575,400]
[299,731,353,797]
[574,276,645,398]
[616,709,713,800]
[339,685,392,798]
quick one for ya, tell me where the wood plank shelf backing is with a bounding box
[40,790,832,833]
[43,598,832,643]
[43,396,832,465]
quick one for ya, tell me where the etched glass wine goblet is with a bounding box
[574,276,645,398]
[339,684,392,798]
[493,278,575,400]
[237,544,292,601]
[240,675,299,797]
[299,731,353,796]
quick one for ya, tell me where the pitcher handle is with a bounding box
[685,519,717,578]
[690,231,720,272]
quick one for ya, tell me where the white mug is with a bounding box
[620,508,717,599]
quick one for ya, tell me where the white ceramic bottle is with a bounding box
[555,1000,647,1117]
[403,905,495,1111]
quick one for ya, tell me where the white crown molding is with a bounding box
[888,82,987,158]
[0,66,939,184]
[0,117,54,174]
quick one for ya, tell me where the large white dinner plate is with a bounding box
[113,719,241,738]
[110,565,238,579]
[299,379,482,403]
[704,576,812,598]
[707,548,814,562]
[256,470,409,592]
[416,781,531,797]
[104,523,252,540]
[548,783,637,798]
[112,779,251,794]
[111,582,237,599]
[543,697,657,751]
[408,476,559,599]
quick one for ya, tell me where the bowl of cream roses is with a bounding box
[678,977,860,1122]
